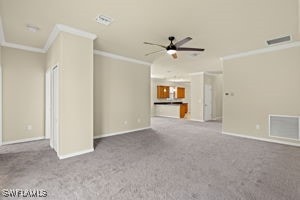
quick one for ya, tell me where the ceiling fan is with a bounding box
[144,36,205,59]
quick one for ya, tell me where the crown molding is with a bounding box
[94,50,152,66]
[0,17,97,53]
[204,72,223,76]
[2,41,45,53]
[43,25,60,52]
[189,72,204,76]
[0,20,149,66]
[222,41,300,60]
[57,24,97,40]
[44,24,97,51]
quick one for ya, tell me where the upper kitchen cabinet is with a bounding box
[157,86,170,98]
[176,87,185,98]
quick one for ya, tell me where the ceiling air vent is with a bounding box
[96,15,113,26]
[266,35,291,46]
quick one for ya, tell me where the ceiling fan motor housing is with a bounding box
[167,36,177,51]
[168,36,175,41]
[167,44,176,51]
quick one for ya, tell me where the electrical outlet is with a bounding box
[256,124,260,130]
[137,118,141,123]
[27,125,32,131]
[124,120,128,125]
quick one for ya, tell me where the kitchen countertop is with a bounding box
[154,102,185,105]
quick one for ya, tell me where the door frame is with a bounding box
[203,84,212,121]
[0,66,2,146]
[45,64,59,153]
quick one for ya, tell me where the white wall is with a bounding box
[223,46,300,145]
[2,47,45,142]
[94,55,151,137]
[46,32,94,157]
[299,0,300,34]
[190,73,223,121]
[204,74,223,120]
[190,74,204,121]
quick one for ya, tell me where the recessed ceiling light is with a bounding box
[96,15,113,26]
[26,24,40,32]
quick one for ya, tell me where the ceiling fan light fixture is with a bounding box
[144,36,205,59]
[167,49,177,55]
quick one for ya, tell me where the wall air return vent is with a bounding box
[269,115,300,140]
[266,36,291,46]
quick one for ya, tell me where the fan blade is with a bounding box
[144,42,166,48]
[177,47,205,51]
[172,53,178,59]
[145,49,165,56]
[175,37,192,47]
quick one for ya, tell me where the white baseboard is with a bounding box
[94,126,151,139]
[1,136,45,145]
[155,115,180,119]
[222,132,300,147]
[190,119,205,122]
[58,148,94,160]
[212,116,222,120]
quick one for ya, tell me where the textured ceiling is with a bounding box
[0,0,299,79]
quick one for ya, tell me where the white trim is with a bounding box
[190,119,205,122]
[94,127,151,139]
[222,132,300,147]
[268,114,300,141]
[58,148,94,160]
[189,72,204,76]
[212,116,222,120]
[222,41,300,60]
[51,65,59,153]
[2,136,45,145]
[268,114,300,118]
[0,20,152,68]
[57,24,97,40]
[0,17,4,45]
[154,115,179,119]
[0,66,2,145]
[44,24,97,51]
[2,41,45,53]
[203,83,206,121]
[94,50,151,66]
[204,72,223,76]
[45,69,51,139]
[0,20,97,53]
[43,25,60,52]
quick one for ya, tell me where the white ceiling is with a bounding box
[0,0,299,79]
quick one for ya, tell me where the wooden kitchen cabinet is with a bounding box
[180,103,188,118]
[176,87,185,98]
[157,86,170,99]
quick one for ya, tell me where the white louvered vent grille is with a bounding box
[269,115,300,140]
[266,36,291,46]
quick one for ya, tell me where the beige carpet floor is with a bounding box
[1,117,300,199]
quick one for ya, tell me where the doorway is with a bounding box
[204,84,212,121]
[0,66,2,145]
[45,66,59,153]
